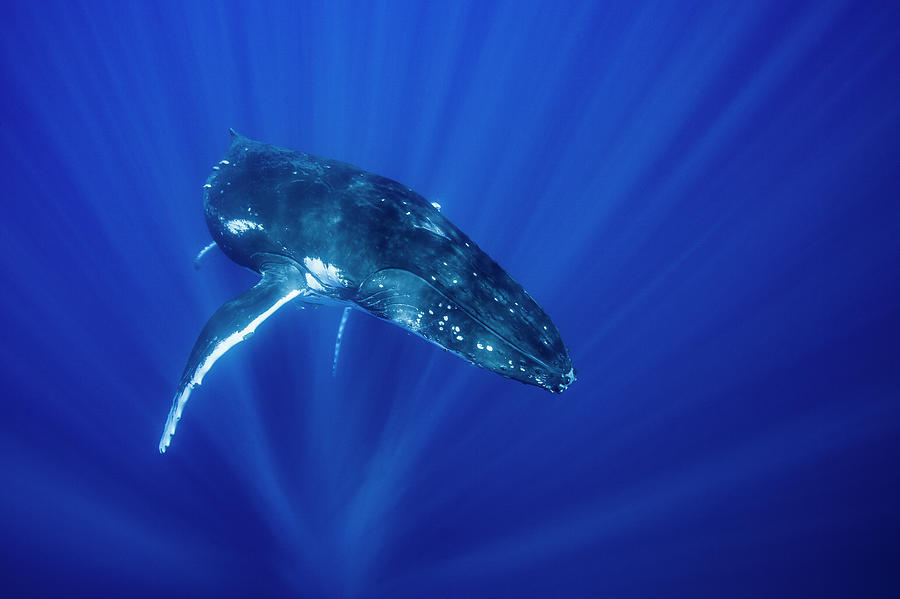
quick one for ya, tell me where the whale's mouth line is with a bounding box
[359,266,568,380]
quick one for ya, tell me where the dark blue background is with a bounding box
[1,1,898,596]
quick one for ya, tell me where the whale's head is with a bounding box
[355,253,576,393]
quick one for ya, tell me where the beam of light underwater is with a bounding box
[0,0,898,596]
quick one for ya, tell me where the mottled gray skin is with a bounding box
[208,131,575,392]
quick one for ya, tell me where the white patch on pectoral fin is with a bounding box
[159,263,303,453]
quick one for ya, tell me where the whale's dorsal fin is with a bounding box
[159,259,304,453]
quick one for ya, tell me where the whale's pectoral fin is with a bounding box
[193,241,219,270]
[332,307,352,376]
[159,262,304,453]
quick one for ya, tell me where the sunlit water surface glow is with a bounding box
[1,1,898,597]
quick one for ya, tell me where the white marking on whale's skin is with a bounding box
[158,288,302,454]
[303,256,347,288]
[431,201,441,210]
[414,219,449,240]
[225,219,264,234]
[305,273,324,291]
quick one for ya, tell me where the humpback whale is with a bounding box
[159,131,576,453]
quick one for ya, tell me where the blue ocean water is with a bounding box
[1,0,899,596]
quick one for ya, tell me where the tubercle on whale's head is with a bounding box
[493,344,575,394]
[552,364,577,394]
